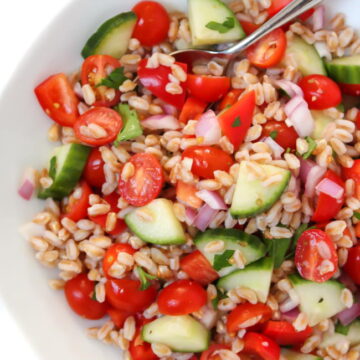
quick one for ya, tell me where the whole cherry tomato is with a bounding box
[103,243,136,278]
[262,120,299,150]
[83,148,106,188]
[344,245,360,285]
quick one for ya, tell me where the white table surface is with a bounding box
[0,1,71,358]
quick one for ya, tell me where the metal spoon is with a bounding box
[171,0,323,69]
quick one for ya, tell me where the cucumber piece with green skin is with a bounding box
[230,161,291,218]
[311,110,335,140]
[125,198,186,245]
[284,36,327,76]
[281,349,322,360]
[188,0,245,46]
[142,315,210,352]
[325,55,360,84]
[217,257,274,302]
[320,320,360,348]
[38,143,91,200]
[81,12,137,59]
[195,229,266,276]
[113,104,142,144]
[289,274,349,326]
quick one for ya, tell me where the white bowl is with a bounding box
[0,0,358,359]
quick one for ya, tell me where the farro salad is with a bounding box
[18,0,360,359]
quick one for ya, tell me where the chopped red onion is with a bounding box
[73,82,83,99]
[337,303,360,326]
[280,297,299,313]
[194,205,219,232]
[316,178,344,200]
[314,41,332,61]
[300,159,317,184]
[185,207,197,226]
[18,168,37,200]
[339,272,358,293]
[312,6,325,31]
[263,137,284,159]
[281,307,300,322]
[274,79,304,98]
[305,165,327,197]
[195,110,222,146]
[196,190,227,210]
[162,102,178,116]
[142,115,180,130]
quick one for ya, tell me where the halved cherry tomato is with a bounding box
[239,21,260,35]
[262,321,313,346]
[103,243,136,278]
[218,91,256,149]
[268,0,314,21]
[107,307,132,328]
[157,280,207,315]
[344,245,360,285]
[246,29,286,69]
[34,73,79,127]
[179,97,208,123]
[299,74,342,110]
[132,1,170,47]
[105,278,157,313]
[295,229,338,282]
[118,153,164,206]
[138,59,187,109]
[176,181,203,209]
[129,327,159,360]
[218,89,244,111]
[63,180,92,222]
[200,344,230,360]
[243,332,280,360]
[182,146,234,179]
[83,148,106,188]
[65,273,108,320]
[74,107,123,146]
[81,55,122,107]
[262,119,298,150]
[227,303,272,334]
[186,74,231,103]
[312,170,345,223]
[180,250,219,285]
[340,83,360,96]
[343,159,360,199]
[89,192,127,236]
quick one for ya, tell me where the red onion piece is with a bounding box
[305,165,327,197]
[300,159,317,184]
[185,207,197,226]
[339,272,358,293]
[337,303,360,326]
[281,307,300,322]
[195,110,221,146]
[274,79,304,98]
[312,6,325,31]
[316,178,344,200]
[162,102,178,116]
[142,115,180,130]
[194,205,219,232]
[196,190,227,210]
[263,137,284,159]
[18,168,37,200]
[280,297,299,313]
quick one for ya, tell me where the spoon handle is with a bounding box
[222,0,324,56]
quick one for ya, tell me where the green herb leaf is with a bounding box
[302,137,317,160]
[335,322,350,335]
[206,17,235,34]
[232,116,241,128]
[285,147,291,153]
[97,67,127,89]
[92,282,98,301]
[137,267,157,291]
[213,250,235,271]
[265,237,292,268]
[212,288,228,309]
[49,156,57,180]
[269,131,278,140]
[354,211,360,220]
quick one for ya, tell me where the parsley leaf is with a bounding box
[269,130,278,140]
[354,211,360,220]
[92,282,98,301]
[232,116,241,128]
[335,322,350,335]
[206,17,235,34]
[302,137,317,160]
[137,267,157,291]
[96,67,127,89]
[265,237,292,268]
[49,156,57,180]
[212,288,228,309]
[285,147,291,153]
[213,250,235,271]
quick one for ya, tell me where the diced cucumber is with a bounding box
[325,55,360,84]
[125,198,186,245]
[311,110,335,140]
[320,320,360,348]
[142,315,210,352]
[114,104,142,144]
[230,161,291,218]
[38,143,91,200]
[188,0,245,46]
[81,12,137,59]
[195,229,266,276]
[281,349,322,360]
[284,36,327,76]
[289,274,349,326]
[217,257,273,302]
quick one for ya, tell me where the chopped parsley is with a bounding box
[97,67,127,89]
[269,130,278,140]
[206,17,235,34]
[213,250,235,271]
[137,266,157,291]
[354,211,360,220]
[301,137,317,160]
[231,116,241,128]
[335,322,350,335]
[212,288,228,309]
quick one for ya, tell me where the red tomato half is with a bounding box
[105,278,157,313]
[227,303,272,334]
[268,0,314,21]
[200,344,230,360]
[295,229,338,282]
[65,273,108,320]
[299,74,342,110]
[81,55,122,107]
[340,83,360,96]
[179,97,208,123]
[262,119,298,150]
[103,243,136,278]
[34,73,79,127]
[118,153,164,206]
[180,250,219,285]
[186,74,231,103]
[218,89,243,111]
[243,332,280,360]
[132,1,170,46]
[182,146,234,179]
[343,159,360,199]
[344,245,360,285]
[130,327,159,360]
[218,91,256,149]
[138,59,187,109]
[246,29,286,69]
[107,307,132,328]
[157,280,207,315]
[83,148,106,188]
[262,321,313,346]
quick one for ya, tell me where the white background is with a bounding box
[0,2,71,358]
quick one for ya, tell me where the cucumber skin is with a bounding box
[325,62,360,85]
[81,12,137,59]
[38,144,91,200]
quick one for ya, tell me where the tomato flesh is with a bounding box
[344,245,360,285]
[243,332,281,360]
[218,89,243,111]
[103,243,136,278]
[268,0,314,21]
[83,148,106,188]
[262,119,298,150]
[176,181,203,209]
[130,327,159,360]
[200,344,230,360]
[108,307,132,328]
[179,96,208,123]
[343,159,360,199]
